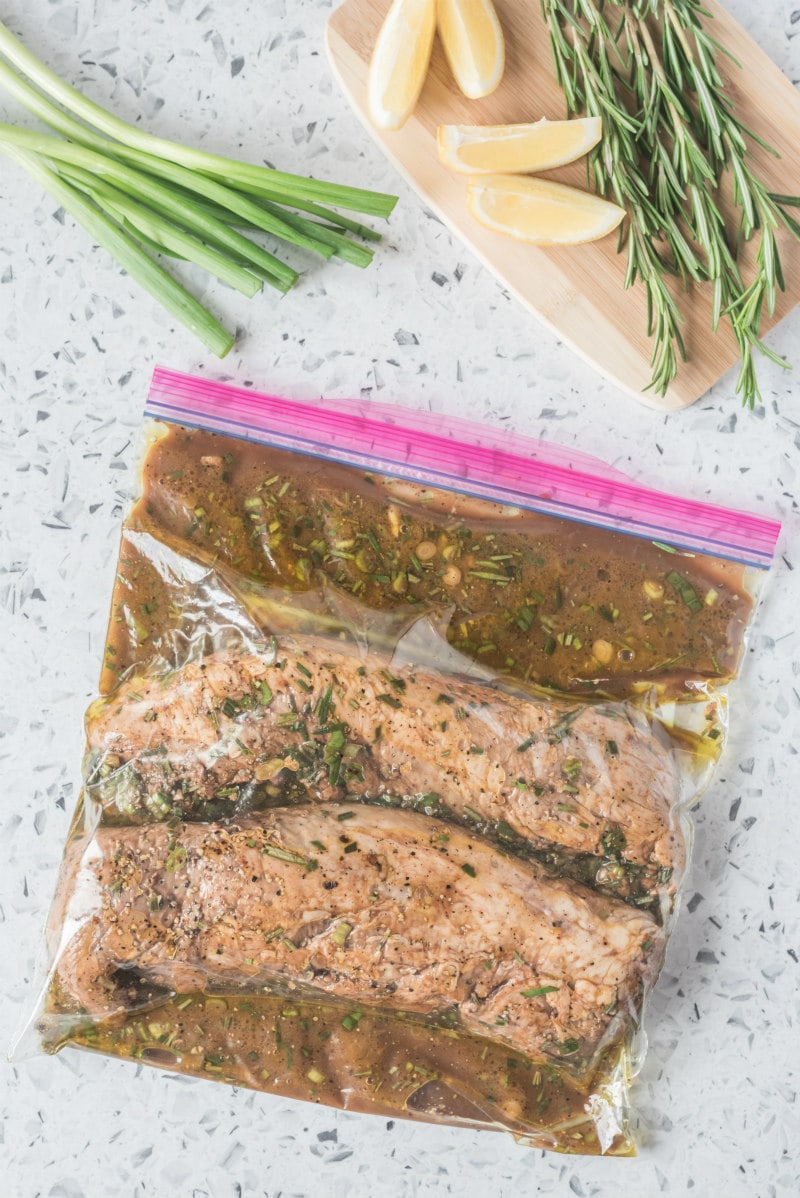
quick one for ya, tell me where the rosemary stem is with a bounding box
[541,0,799,406]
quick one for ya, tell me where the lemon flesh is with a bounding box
[467,175,625,246]
[368,0,436,131]
[438,117,603,174]
[437,0,505,100]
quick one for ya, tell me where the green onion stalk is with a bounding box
[0,19,397,355]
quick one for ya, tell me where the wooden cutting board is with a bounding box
[326,1,800,409]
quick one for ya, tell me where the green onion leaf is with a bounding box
[2,144,234,357]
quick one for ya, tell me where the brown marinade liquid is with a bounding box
[53,991,632,1155]
[100,427,751,697]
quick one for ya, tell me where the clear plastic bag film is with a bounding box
[18,368,780,1155]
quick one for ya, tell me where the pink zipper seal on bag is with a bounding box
[146,367,781,569]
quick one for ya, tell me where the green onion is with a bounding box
[0,21,397,354]
[62,164,262,297]
[0,22,396,216]
[521,986,560,998]
[4,145,234,357]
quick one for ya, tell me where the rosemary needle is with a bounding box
[541,0,800,407]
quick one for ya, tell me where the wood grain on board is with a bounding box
[326,0,800,408]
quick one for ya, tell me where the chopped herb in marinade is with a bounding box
[666,570,703,613]
[521,986,560,998]
[600,828,626,857]
[556,1038,580,1056]
[331,921,353,947]
[326,729,346,754]
[262,845,312,868]
[315,684,334,724]
[515,605,535,632]
[164,845,186,872]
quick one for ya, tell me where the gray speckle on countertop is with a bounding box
[1,1,799,1196]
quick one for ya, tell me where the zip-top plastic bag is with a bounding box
[16,368,780,1155]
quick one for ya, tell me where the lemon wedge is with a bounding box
[437,0,505,100]
[367,0,436,131]
[438,117,603,175]
[466,175,625,246]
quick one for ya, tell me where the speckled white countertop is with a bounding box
[1,2,799,1196]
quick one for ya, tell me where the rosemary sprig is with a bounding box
[541,0,800,406]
